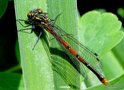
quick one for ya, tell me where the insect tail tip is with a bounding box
[102,78,109,85]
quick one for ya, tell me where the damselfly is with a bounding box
[17,9,109,85]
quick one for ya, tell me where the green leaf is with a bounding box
[0,72,24,90]
[14,0,81,89]
[79,11,123,56]
[47,0,78,48]
[102,51,124,79]
[15,39,20,63]
[14,0,54,90]
[47,0,83,90]
[51,55,84,90]
[0,0,8,18]
[112,38,124,69]
[78,11,124,89]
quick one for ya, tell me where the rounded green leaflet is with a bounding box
[79,11,123,56]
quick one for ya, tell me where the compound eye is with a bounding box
[27,13,33,19]
[38,9,43,13]
[36,8,43,14]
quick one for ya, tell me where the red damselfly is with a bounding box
[17,9,109,85]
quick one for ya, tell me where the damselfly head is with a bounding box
[27,9,43,19]
[27,12,35,19]
[33,8,43,14]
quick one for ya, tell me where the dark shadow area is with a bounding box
[0,1,18,71]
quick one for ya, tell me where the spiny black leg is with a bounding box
[32,31,42,50]
[51,13,62,25]
[16,19,30,27]
[18,28,32,31]
[18,25,35,34]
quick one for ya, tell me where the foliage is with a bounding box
[0,0,124,90]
